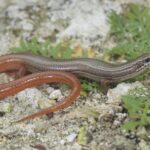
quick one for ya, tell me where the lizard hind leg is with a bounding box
[6,65,28,79]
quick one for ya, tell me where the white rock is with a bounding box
[138,139,150,150]
[107,81,145,103]
[60,139,66,145]
[0,33,14,55]
[16,88,46,108]
[19,20,34,31]
[46,87,55,94]
[50,0,122,48]
[113,120,121,126]
[49,89,62,100]
[6,5,28,19]
[66,133,77,142]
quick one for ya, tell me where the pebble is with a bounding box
[136,127,149,140]
[48,89,63,100]
[107,81,145,103]
[138,139,150,150]
[0,1,149,150]
[46,87,55,94]
[38,99,56,110]
[66,133,77,142]
[19,20,34,31]
[60,139,66,145]
[6,5,28,19]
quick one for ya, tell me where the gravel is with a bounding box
[0,0,149,149]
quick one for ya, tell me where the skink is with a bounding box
[0,53,81,122]
[0,53,149,122]
[0,53,149,82]
[0,67,81,122]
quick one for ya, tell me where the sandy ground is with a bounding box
[0,0,150,150]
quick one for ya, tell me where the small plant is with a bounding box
[106,4,150,60]
[105,4,150,81]
[80,79,100,93]
[122,88,150,131]
[11,38,73,59]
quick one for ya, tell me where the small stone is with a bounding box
[49,89,62,100]
[60,139,66,145]
[113,120,121,126]
[138,139,150,150]
[136,127,149,140]
[6,5,28,19]
[107,82,144,103]
[113,113,127,127]
[19,20,34,31]
[66,133,77,142]
[46,87,55,94]
[114,135,136,150]
[38,99,56,109]
[16,88,44,108]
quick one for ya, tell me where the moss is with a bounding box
[121,87,150,131]
[77,126,89,145]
